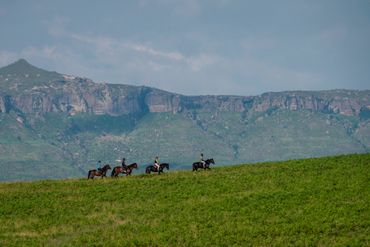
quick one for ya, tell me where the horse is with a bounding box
[87,164,111,179]
[192,158,215,171]
[111,163,138,177]
[145,163,169,175]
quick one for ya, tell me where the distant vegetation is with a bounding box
[1,109,369,181]
[0,154,369,246]
[1,59,369,181]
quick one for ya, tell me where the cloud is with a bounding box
[67,32,185,62]
[0,14,331,96]
[187,54,219,71]
[68,33,221,73]
[0,35,325,96]
[125,43,184,61]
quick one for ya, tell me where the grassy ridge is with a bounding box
[0,154,369,246]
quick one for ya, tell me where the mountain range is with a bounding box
[0,59,369,181]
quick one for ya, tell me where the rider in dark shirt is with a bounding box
[96,160,102,173]
[121,158,126,168]
[121,157,128,173]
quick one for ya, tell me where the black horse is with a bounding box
[87,164,111,179]
[111,163,138,177]
[145,163,169,175]
[192,158,215,171]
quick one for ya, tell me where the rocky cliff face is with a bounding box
[3,84,369,117]
[1,59,369,117]
[249,91,369,116]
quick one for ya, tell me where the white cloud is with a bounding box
[125,43,184,61]
[0,15,328,96]
[187,54,219,71]
[68,32,185,62]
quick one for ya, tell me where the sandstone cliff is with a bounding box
[1,59,369,117]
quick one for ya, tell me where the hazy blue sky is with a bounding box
[0,0,369,95]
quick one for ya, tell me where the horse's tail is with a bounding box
[145,166,150,174]
[87,170,91,179]
[111,168,115,177]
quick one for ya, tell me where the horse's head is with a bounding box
[207,158,215,165]
[162,163,170,170]
[126,163,138,169]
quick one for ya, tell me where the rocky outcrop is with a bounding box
[1,60,369,117]
[182,91,370,116]
[2,80,370,117]
[0,96,6,113]
[0,95,11,113]
[145,90,182,113]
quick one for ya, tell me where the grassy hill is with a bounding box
[0,154,369,246]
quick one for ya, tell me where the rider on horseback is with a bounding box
[96,160,102,173]
[154,156,160,171]
[122,157,129,173]
[121,158,127,168]
[200,153,206,168]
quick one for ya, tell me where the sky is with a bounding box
[0,0,369,96]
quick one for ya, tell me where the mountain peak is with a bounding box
[0,58,61,77]
[0,58,44,74]
[0,59,63,90]
[14,58,30,65]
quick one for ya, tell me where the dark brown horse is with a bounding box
[192,158,215,171]
[111,163,138,177]
[145,163,169,175]
[87,164,111,179]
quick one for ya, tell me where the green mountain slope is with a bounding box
[0,154,369,246]
[2,110,368,181]
[0,59,369,181]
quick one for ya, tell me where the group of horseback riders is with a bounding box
[88,153,215,179]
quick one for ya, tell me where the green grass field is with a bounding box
[0,154,369,246]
